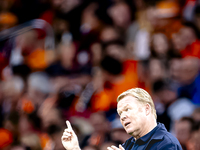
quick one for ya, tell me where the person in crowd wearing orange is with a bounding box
[90,40,139,112]
[178,22,200,59]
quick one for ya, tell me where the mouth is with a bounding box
[124,122,131,127]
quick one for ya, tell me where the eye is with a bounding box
[126,108,130,111]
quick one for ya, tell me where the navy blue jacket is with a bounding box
[122,123,182,150]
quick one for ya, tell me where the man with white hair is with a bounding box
[61,88,182,150]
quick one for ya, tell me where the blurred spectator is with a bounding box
[186,122,200,150]
[177,57,200,104]
[108,1,132,31]
[152,79,176,131]
[80,111,111,148]
[168,58,183,91]
[151,33,170,59]
[99,26,120,42]
[1,76,24,115]
[14,29,50,71]
[110,117,131,144]
[20,72,51,114]
[46,124,64,150]
[178,22,200,58]
[192,107,200,122]
[90,54,138,113]
[148,58,168,86]
[174,117,196,150]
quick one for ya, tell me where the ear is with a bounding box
[145,103,151,116]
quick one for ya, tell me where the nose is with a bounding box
[120,114,127,121]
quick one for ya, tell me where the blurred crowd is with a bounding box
[0,0,200,150]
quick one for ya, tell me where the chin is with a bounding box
[126,129,134,135]
[128,132,134,136]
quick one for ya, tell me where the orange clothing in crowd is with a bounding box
[21,97,35,114]
[39,133,53,149]
[0,128,13,149]
[181,40,200,59]
[154,19,183,40]
[91,88,114,112]
[91,60,139,112]
[25,48,48,71]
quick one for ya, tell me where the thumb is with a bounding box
[119,144,124,150]
[66,120,73,131]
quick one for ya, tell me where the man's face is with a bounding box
[117,95,146,137]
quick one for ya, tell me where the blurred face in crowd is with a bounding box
[59,43,76,68]
[186,130,200,150]
[89,112,109,133]
[179,27,196,46]
[117,95,147,138]
[51,0,64,8]
[149,59,165,81]
[152,33,169,56]
[169,58,182,81]
[1,76,24,103]
[82,3,100,29]
[100,27,120,42]
[172,33,187,51]
[108,2,131,28]
[175,120,192,145]
[179,57,199,84]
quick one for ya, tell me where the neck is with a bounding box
[135,118,157,140]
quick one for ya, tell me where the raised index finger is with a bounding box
[66,120,73,130]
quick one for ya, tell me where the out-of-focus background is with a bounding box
[0,0,200,149]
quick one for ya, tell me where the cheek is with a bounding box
[130,110,145,122]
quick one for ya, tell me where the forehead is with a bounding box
[117,95,139,109]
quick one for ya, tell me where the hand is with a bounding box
[61,121,81,150]
[107,144,125,150]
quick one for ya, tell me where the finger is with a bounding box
[63,132,71,136]
[66,120,73,130]
[62,135,71,141]
[64,129,72,133]
[107,147,113,150]
[119,144,124,150]
[111,145,119,150]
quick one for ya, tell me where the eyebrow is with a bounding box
[117,104,129,114]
